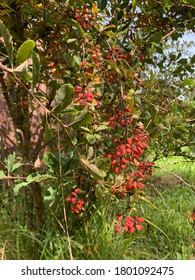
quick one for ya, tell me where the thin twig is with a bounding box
[0,176,26,180]
[155,165,194,188]
[161,29,176,40]
[1,240,7,260]
[61,187,73,260]
[57,122,73,260]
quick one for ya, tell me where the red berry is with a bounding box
[81,61,87,67]
[49,62,55,67]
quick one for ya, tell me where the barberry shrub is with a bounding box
[0,0,194,239]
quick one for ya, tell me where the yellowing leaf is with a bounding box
[123,10,128,18]
[85,71,94,81]
[92,3,98,19]
[36,4,43,10]
[79,155,106,180]
[102,24,116,31]
[102,31,116,39]
[132,0,137,11]
[134,158,140,166]
[92,77,105,84]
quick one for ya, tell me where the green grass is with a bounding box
[1,156,195,260]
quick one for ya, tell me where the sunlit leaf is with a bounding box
[0,170,7,179]
[132,0,137,11]
[102,24,116,31]
[16,40,35,66]
[79,156,106,180]
[182,78,195,87]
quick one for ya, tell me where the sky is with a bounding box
[181,32,195,55]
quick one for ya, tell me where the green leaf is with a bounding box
[16,40,35,66]
[5,152,22,173]
[190,54,195,64]
[0,170,7,179]
[102,24,116,31]
[73,55,81,66]
[95,124,109,132]
[71,19,84,36]
[104,59,122,76]
[27,172,56,182]
[178,58,187,65]
[68,111,93,128]
[144,217,171,243]
[14,171,56,195]
[86,134,97,144]
[44,186,57,206]
[149,31,163,42]
[43,152,59,167]
[163,0,171,10]
[79,156,106,180]
[0,20,13,67]
[32,51,40,88]
[63,108,79,114]
[102,31,116,39]
[176,125,187,134]
[182,78,195,87]
[53,83,75,113]
[6,153,15,174]
[100,0,107,10]
[11,162,23,172]
[27,172,42,182]
[14,182,30,195]
[96,157,111,171]
[139,195,158,210]
[67,38,77,43]
[132,0,137,11]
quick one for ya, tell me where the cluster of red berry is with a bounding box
[114,213,145,234]
[106,120,154,196]
[74,4,94,29]
[88,45,102,66]
[105,46,128,64]
[137,51,145,62]
[109,107,132,129]
[104,46,129,82]
[74,86,101,107]
[74,86,94,106]
[138,161,154,177]
[107,129,150,175]
[65,188,84,214]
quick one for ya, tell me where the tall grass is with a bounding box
[1,156,195,260]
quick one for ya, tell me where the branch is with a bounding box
[161,29,176,40]
[0,176,26,180]
[0,62,80,155]
[0,128,19,149]
[155,165,195,190]
[178,3,195,10]
[0,73,18,124]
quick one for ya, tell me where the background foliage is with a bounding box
[0,0,194,259]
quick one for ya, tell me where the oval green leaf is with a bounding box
[16,40,35,66]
